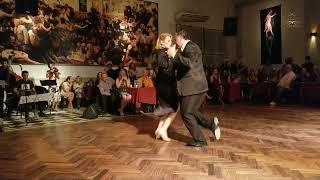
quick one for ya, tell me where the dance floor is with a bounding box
[0,104,319,180]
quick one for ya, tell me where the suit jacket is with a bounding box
[173,41,208,96]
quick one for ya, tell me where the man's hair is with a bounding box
[22,70,29,75]
[176,30,190,40]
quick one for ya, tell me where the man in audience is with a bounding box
[282,57,301,74]
[0,58,10,118]
[7,71,44,122]
[301,56,314,74]
[270,64,296,106]
[137,68,154,88]
[98,72,114,115]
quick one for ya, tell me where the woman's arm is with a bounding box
[115,78,121,88]
[40,24,51,31]
[62,82,68,92]
[126,78,131,87]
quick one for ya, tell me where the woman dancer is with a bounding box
[265,10,276,37]
[153,33,179,141]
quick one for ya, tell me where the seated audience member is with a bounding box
[219,58,231,83]
[0,58,14,117]
[270,64,296,106]
[128,63,137,87]
[301,56,314,74]
[137,68,154,88]
[298,67,312,82]
[84,79,95,103]
[146,63,156,79]
[313,66,320,82]
[6,71,45,122]
[116,69,132,116]
[61,76,74,109]
[46,63,61,111]
[98,73,114,114]
[208,68,224,103]
[242,68,258,100]
[95,72,103,85]
[247,68,258,84]
[73,75,85,109]
[230,73,240,83]
[282,57,301,74]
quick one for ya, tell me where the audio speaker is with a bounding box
[223,17,238,36]
[82,103,101,119]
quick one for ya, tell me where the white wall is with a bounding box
[151,0,237,59]
[11,65,104,86]
[305,0,320,63]
[238,0,305,68]
[11,0,236,84]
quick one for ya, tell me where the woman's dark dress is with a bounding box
[154,49,179,112]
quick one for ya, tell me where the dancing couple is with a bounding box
[153,30,221,147]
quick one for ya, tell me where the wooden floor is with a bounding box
[0,104,319,180]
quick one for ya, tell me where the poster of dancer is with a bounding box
[0,0,158,66]
[260,5,281,64]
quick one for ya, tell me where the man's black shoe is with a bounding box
[186,141,208,147]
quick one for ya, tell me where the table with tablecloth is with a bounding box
[128,87,157,108]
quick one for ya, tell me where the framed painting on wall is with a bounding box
[0,0,158,66]
[260,5,282,64]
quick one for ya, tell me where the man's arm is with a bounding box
[173,45,199,68]
[98,83,107,95]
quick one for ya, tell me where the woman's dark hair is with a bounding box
[65,76,72,81]
[129,63,136,70]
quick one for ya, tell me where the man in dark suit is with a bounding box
[167,30,221,147]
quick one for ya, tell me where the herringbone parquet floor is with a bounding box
[0,104,319,180]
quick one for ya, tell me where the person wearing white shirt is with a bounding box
[98,73,115,114]
[270,64,296,106]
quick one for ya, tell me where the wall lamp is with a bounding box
[310,32,317,37]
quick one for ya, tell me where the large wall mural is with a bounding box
[0,0,158,66]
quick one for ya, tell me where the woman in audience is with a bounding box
[46,63,61,111]
[73,75,85,109]
[137,68,154,88]
[128,63,137,87]
[116,69,132,116]
[209,68,224,104]
[61,76,74,110]
[95,72,103,85]
[153,33,179,141]
[243,68,258,100]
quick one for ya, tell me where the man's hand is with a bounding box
[167,45,177,58]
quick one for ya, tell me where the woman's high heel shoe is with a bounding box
[159,131,171,142]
